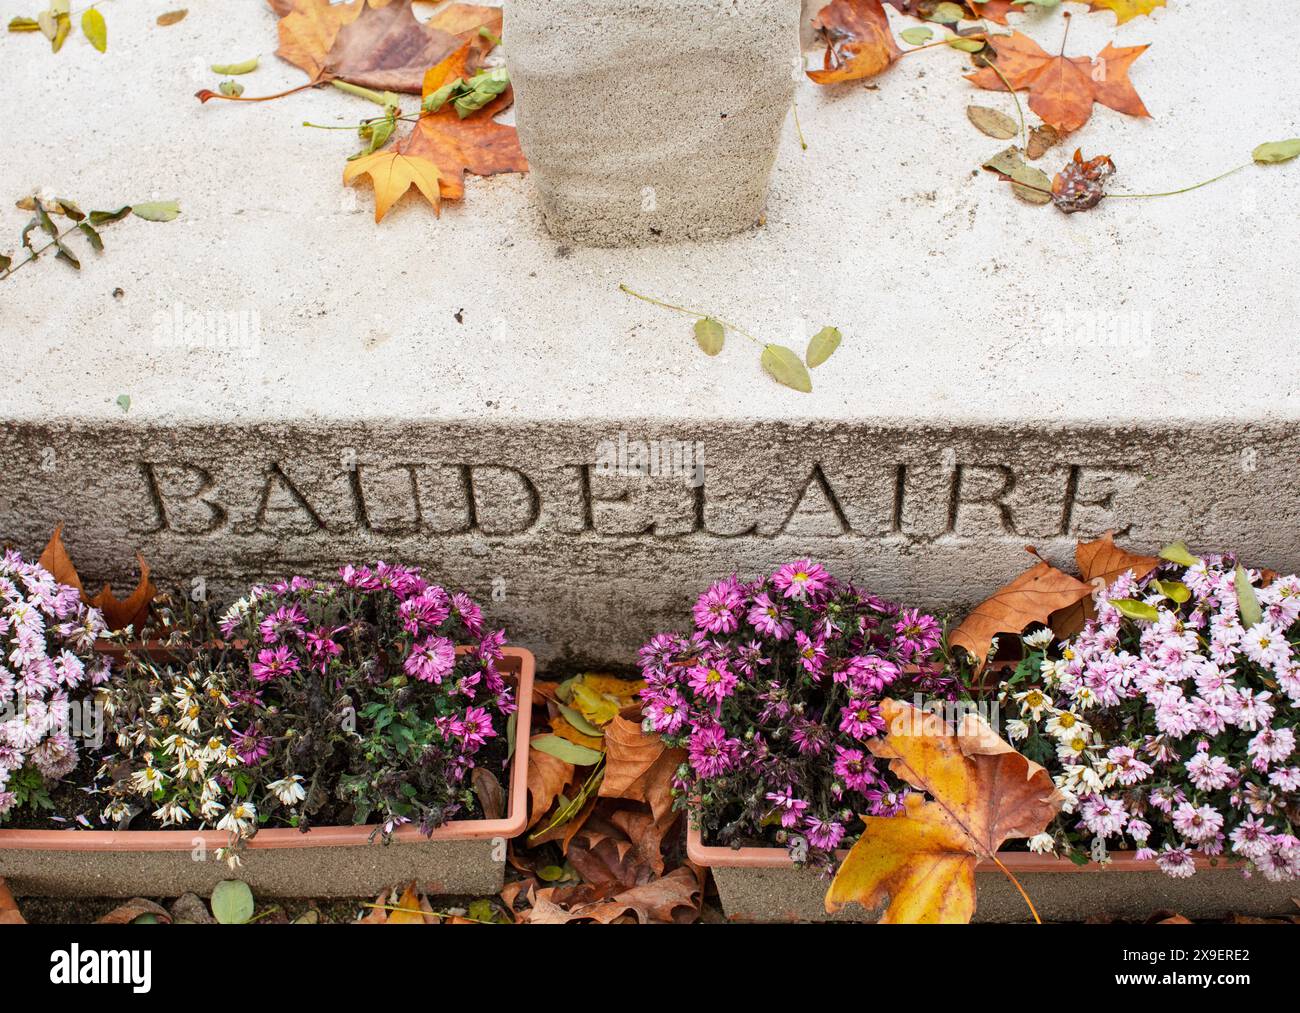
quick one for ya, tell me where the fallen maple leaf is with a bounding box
[343,149,443,221]
[1088,0,1166,25]
[269,0,501,93]
[966,31,1151,134]
[825,698,1062,923]
[950,552,1093,670]
[599,711,684,825]
[391,40,528,202]
[38,525,157,634]
[1051,531,1160,638]
[1050,147,1117,213]
[96,897,172,924]
[809,0,901,84]
[525,738,574,830]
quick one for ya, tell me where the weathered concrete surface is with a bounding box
[0,838,504,898]
[711,863,1300,923]
[506,0,799,245]
[2,1,1299,666]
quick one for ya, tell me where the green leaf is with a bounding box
[967,105,1018,141]
[131,200,181,222]
[54,240,80,270]
[556,702,604,737]
[115,393,131,413]
[761,343,813,393]
[1235,565,1262,629]
[805,326,841,368]
[983,147,1052,205]
[1150,579,1190,604]
[694,317,724,356]
[537,865,568,883]
[899,26,932,45]
[927,2,965,23]
[81,8,106,52]
[218,79,244,97]
[211,56,259,75]
[34,201,59,239]
[531,734,604,766]
[506,710,517,759]
[1159,540,1200,568]
[1108,598,1160,622]
[89,205,132,225]
[77,222,103,252]
[211,880,254,924]
[1252,139,1300,165]
[947,38,985,53]
[8,16,40,31]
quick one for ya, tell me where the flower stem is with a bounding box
[618,283,762,345]
[1105,163,1251,199]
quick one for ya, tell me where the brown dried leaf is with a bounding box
[38,524,84,596]
[950,554,1094,670]
[826,699,1063,923]
[0,878,24,925]
[808,0,901,84]
[470,766,504,821]
[526,738,574,830]
[89,554,157,634]
[325,0,462,94]
[1051,531,1161,639]
[393,40,528,201]
[966,32,1151,134]
[599,713,684,825]
[97,897,173,924]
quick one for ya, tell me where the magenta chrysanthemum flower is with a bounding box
[803,816,845,852]
[688,723,738,778]
[687,662,738,705]
[772,560,829,601]
[405,635,456,684]
[693,578,744,634]
[251,645,299,682]
[747,593,793,640]
[838,699,885,741]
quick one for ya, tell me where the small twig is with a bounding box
[618,283,762,345]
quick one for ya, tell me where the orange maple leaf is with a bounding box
[825,699,1063,923]
[809,0,901,84]
[965,30,1151,134]
[1051,531,1161,639]
[343,149,442,221]
[269,0,502,92]
[390,40,528,202]
[949,552,1094,670]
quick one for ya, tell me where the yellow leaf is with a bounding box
[1087,0,1166,25]
[343,150,441,222]
[825,699,1063,924]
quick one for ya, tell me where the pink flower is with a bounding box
[405,636,456,684]
[688,723,738,779]
[1156,844,1197,879]
[803,815,845,852]
[692,579,743,634]
[794,631,827,677]
[838,699,885,741]
[772,560,829,601]
[644,688,688,735]
[687,662,737,705]
[747,593,793,640]
[452,706,495,749]
[251,645,299,682]
[833,745,877,793]
[765,788,809,829]
[893,608,941,660]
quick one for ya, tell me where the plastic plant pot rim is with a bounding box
[0,646,535,853]
[685,823,1237,874]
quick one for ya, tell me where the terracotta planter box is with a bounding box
[0,649,535,899]
[688,825,1297,922]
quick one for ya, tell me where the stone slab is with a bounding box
[710,863,1300,923]
[2,1,1299,665]
[0,838,505,898]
